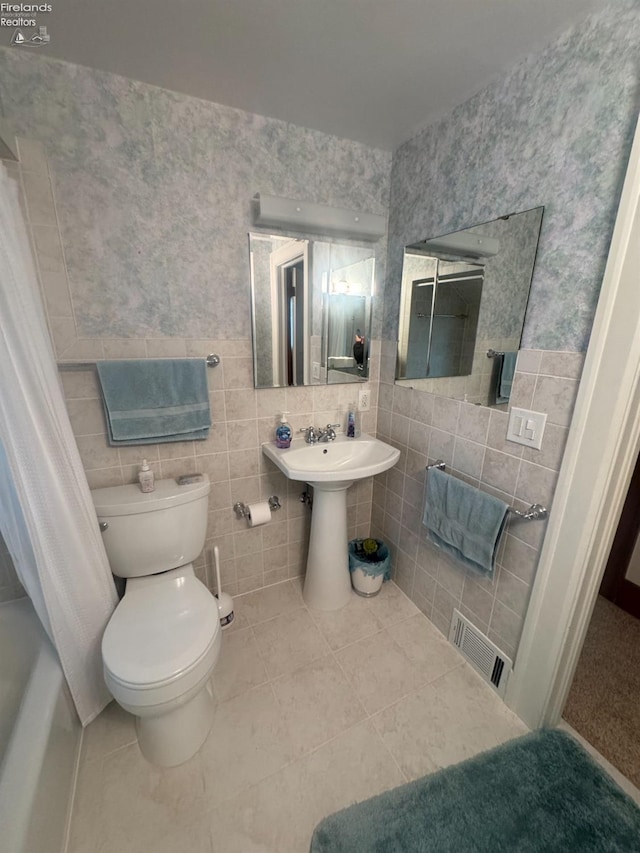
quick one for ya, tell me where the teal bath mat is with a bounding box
[310,730,640,852]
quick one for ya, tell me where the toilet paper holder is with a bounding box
[233,495,281,519]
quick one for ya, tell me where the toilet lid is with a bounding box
[102,574,220,687]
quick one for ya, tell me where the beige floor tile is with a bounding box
[363,580,420,625]
[372,682,470,778]
[104,821,214,853]
[199,683,298,805]
[81,742,207,851]
[223,605,251,632]
[431,664,529,745]
[211,626,269,701]
[371,667,528,778]
[272,654,367,756]
[307,591,384,650]
[80,700,137,763]
[237,578,304,625]
[335,629,429,715]
[388,612,465,683]
[431,661,511,714]
[208,720,405,853]
[252,606,331,679]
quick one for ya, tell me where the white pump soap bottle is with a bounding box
[138,459,155,493]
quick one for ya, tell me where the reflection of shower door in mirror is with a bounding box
[270,241,309,386]
[399,261,483,381]
[430,268,483,378]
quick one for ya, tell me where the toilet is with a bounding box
[91,474,221,767]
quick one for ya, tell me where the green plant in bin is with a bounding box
[356,538,381,562]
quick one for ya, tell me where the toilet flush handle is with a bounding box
[99,522,108,532]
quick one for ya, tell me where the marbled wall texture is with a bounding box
[0,49,390,340]
[386,0,640,352]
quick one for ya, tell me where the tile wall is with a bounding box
[371,341,584,661]
[9,138,379,599]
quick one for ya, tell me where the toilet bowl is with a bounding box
[92,475,221,767]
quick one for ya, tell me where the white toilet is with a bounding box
[91,474,221,767]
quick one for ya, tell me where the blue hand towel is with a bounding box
[422,467,508,577]
[96,359,211,445]
[496,351,517,404]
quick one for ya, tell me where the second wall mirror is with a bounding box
[396,206,544,407]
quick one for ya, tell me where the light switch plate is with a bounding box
[506,407,547,450]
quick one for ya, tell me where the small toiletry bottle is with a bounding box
[275,412,292,449]
[347,408,356,438]
[138,459,155,493]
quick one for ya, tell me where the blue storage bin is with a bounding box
[348,539,391,580]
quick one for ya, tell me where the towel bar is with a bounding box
[486,348,505,358]
[425,461,548,521]
[57,353,221,371]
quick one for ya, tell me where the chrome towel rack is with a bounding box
[57,353,221,372]
[486,348,505,359]
[425,460,548,521]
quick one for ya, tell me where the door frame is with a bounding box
[505,113,640,728]
[269,239,309,386]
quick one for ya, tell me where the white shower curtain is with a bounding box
[0,162,117,725]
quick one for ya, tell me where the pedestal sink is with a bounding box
[262,434,401,611]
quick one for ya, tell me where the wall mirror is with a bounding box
[249,233,375,388]
[395,206,544,407]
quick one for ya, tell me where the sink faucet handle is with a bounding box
[300,425,319,443]
[322,423,340,441]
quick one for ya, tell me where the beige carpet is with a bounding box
[563,596,640,788]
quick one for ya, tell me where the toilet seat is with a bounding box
[102,569,220,702]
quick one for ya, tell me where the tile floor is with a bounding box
[67,579,528,853]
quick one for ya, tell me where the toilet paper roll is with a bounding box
[247,501,271,527]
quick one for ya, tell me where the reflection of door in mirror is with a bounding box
[270,240,309,386]
[250,236,309,387]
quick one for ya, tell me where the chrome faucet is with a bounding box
[300,424,340,443]
[300,426,320,444]
[317,423,340,442]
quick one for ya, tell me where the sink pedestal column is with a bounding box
[303,481,353,611]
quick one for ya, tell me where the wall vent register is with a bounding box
[449,609,513,697]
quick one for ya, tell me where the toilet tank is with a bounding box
[91,475,210,578]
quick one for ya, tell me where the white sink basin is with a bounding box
[262,433,400,612]
[262,433,400,485]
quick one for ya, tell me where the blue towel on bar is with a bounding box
[496,351,517,404]
[96,359,211,445]
[422,467,509,577]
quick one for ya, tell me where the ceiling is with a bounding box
[32,0,610,150]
